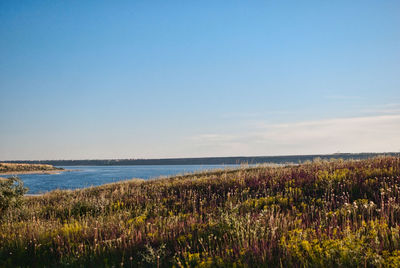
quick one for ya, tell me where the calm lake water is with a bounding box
[16,165,241,194]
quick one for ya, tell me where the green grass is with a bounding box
[1,156,400,267]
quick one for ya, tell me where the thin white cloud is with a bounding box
[359,103,400,115]
[189,114,400,156]
[324,95,362,100]
[190,134,235,142]
[220,110,291,119]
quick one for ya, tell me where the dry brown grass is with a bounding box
[0,163,62,173]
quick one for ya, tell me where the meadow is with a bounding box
[1,156,400,267]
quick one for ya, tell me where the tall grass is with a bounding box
[1,157,400,267]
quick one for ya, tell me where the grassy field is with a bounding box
[0,163,63,174]
[1,157,400,267]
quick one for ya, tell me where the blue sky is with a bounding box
[1,1,400,160]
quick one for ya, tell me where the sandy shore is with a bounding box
[0,169,68,175]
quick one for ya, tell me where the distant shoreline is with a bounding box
[3,152,399,166]
[0,169,68,175]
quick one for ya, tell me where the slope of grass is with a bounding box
[1,157,400,267]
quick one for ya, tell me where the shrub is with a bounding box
[0,177,27,216]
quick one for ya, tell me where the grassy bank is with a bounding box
[1,157,400,267]
[0,163,63,174]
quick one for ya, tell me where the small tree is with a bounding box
[0,177,27,216]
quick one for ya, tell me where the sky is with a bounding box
[1,0,400,160]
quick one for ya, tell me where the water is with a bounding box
[15,165,241,194]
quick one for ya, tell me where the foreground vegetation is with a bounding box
[1,157,400,267]
[0,163,63,174]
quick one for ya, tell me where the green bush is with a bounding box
[0,177,27,216]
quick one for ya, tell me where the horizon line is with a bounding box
[2,151,399,162]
